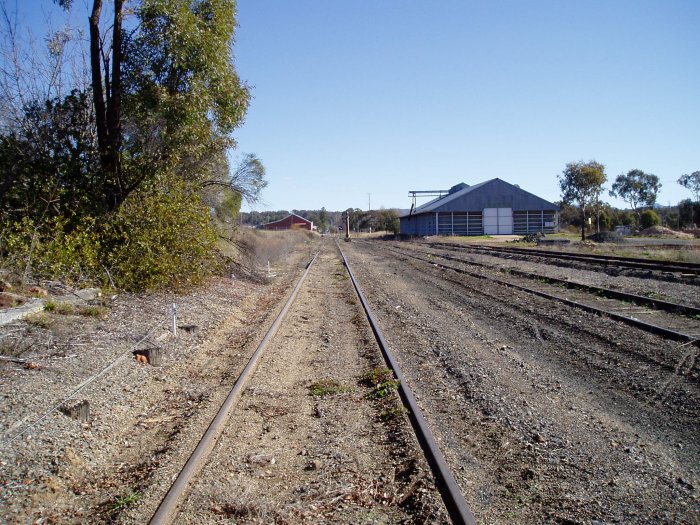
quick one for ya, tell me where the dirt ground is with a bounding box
[0,234,316,523]
[342,239,699,524]
[0,237,446,524]
[165,240,446,524]
[1,234,699,524]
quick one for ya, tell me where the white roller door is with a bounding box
[483,208,513,235]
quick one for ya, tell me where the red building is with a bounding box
[259,214,315,231]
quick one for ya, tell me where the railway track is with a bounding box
[147,240,476,525]
[421,241,700,282]
[369,240,700,346]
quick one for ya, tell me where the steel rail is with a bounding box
[425,241,700,275]
[337,241,477,525]
[372,242,700,347]
[149,253,318,525]
[403,243,700,318]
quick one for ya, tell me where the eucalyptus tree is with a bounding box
[558,160,607,240]
[0,90,99,222]
[678,171,700,202]
[124,0,251,190]
[1,0,265,289]
[49,0,261,208]
[609,169,661,226]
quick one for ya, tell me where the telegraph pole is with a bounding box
[345,212,351,242]
[368,193,372,233]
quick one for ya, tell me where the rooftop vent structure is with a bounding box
[448,182,469,194]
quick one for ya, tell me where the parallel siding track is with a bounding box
[370,241,700,346]
[422,241,700,282]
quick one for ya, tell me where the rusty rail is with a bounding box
[148,254,318,525]
[337,241,478,525]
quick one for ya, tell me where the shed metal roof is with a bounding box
[402,178,557,217]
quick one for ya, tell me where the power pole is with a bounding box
[368,193,372,233]
[345,212,351,242]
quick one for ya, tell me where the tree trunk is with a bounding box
[106,0,123,199]
[89,0,124,212]
[89,0,107,164]
[581,206,586,241]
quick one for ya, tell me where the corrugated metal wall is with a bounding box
[400,214,437,236]
[437,212,483,235]
[512,210,557,234]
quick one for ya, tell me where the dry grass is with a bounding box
[23,313,53,329]
[308,379,352,397]
[0,321,51,358]
[44,300,74,315]
[542,243,700,263]
[223,228,315,281]
[77,305,108,318]
[211,482,276,521]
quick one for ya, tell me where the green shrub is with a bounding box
[106,176,223,291]
[0,176,226,292]
[361,367,400,399]
[640,210,660,229]
[1,216,103,286]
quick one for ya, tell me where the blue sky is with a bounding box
[232,1,699,212]
[9,1,700,212]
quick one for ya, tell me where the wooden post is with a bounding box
[145,347,163,366]
[61,400,90,423]
[134,347,163,366]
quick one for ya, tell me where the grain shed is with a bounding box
[259,214,315,231]
[400,179,558,236]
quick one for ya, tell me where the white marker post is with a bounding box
[171,303,177,337]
